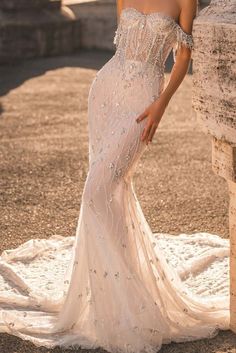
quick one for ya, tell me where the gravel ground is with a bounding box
[0,50,235,353]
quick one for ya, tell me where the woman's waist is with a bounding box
[91,54,165,102]
[101,55,165,89]
[112,52,165,76]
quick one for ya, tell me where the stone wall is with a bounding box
[0,0,60,10]
[66,0,117,51]
[0,0,81,64]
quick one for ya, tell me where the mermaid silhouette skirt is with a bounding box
[0,8,230,353]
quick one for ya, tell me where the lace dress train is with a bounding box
[0,8,230,353]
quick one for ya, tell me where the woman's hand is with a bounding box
[136,97,168,145]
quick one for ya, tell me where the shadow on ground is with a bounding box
[0,330,234,353]
[0,48,191,109]
[0,49,113,100]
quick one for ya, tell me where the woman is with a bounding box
[0,1,230,353]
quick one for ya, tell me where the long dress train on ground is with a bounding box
[0,7,230,353]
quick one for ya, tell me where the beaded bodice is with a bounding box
[114,8,194,69]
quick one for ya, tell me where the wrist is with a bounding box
[157,93,171,107]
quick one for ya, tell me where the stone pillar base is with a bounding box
[212,137,236,182]
[212,137,236,333]
[228,180,236,333]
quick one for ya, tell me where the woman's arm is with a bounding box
[136,0,197,145]
[117,0,123,20]
[160,0,197,106]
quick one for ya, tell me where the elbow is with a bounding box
[175,48,192,63]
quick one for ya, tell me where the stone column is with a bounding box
[192,0,236,332]
[0,0,80,64]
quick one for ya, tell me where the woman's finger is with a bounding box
[141,122,151,142]
[136,110,148,123]
[147,124,157,143]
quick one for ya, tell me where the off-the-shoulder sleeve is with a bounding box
[113,28,119,46]
[173,25,194,62]
[113,21,123,47]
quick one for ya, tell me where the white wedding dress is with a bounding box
[0,7,230,353]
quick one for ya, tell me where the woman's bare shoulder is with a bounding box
[178,0,198,19]
[177,0,198,33]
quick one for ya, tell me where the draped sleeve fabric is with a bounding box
[173,25,194,62]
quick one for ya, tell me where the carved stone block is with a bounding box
[212,138,236,182]
[192,0,236,145]
[192,0,236,332]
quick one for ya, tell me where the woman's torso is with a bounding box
[88,6,191,124]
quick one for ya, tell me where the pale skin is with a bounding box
[117,0,197,145]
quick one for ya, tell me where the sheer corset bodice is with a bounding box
[114,8,194,73]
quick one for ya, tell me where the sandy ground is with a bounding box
[0,50,235,353]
